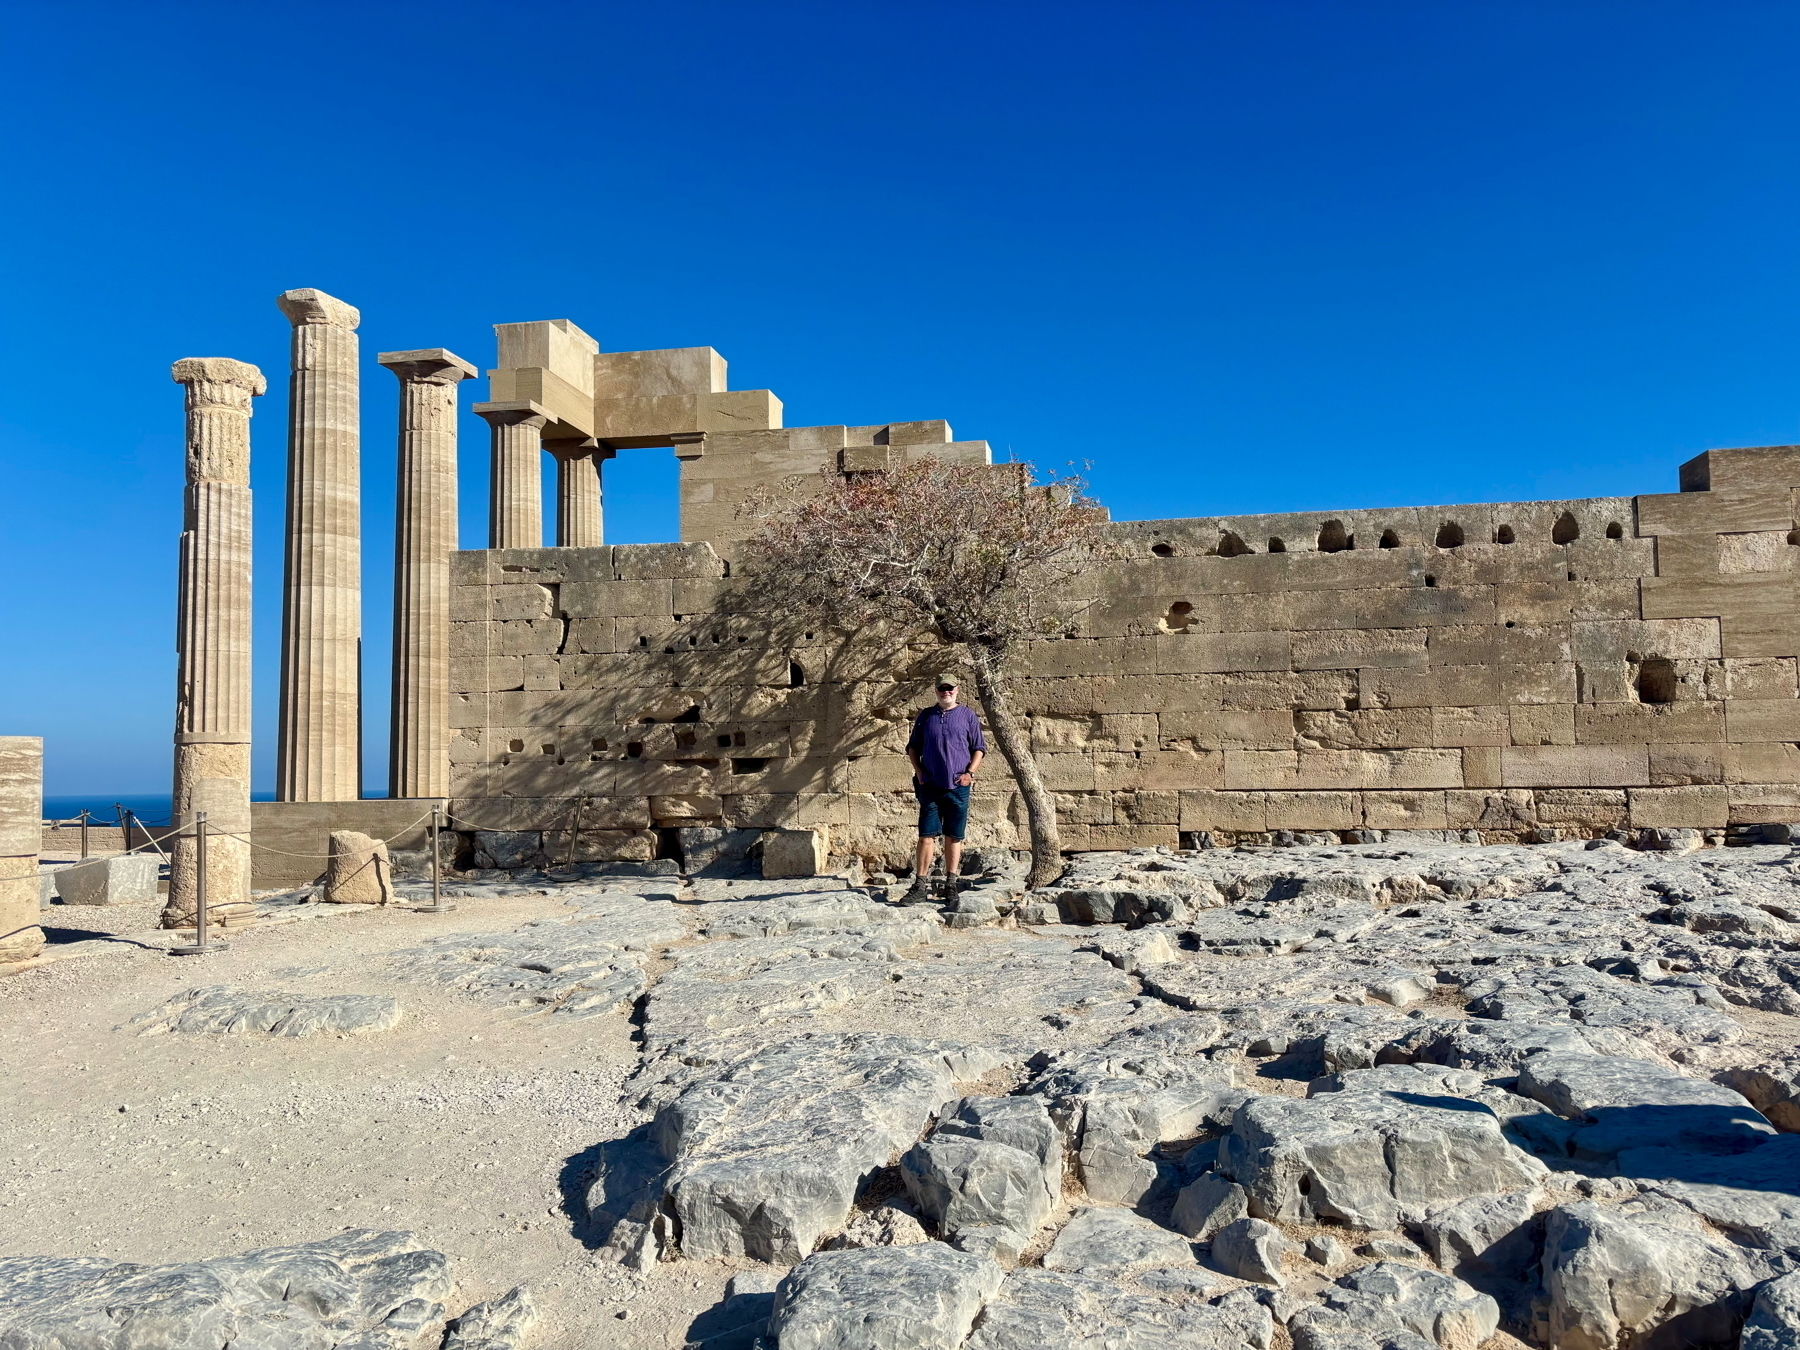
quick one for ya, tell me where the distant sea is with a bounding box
[42,791,389,825]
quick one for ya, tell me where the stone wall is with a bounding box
[447,438,1800,870]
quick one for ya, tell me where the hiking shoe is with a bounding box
[899,878,934,906]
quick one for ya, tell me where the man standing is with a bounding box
[904,679,986,903]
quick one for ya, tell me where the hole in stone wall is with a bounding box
[1379,530,1401,548]
[1605,522,1624,539]
[1434,522,1464,548]
[717,734,733,748]
[1495,524,1516,544]
[1159,601,1196,634]
[1788,529,1800,545]
[1217,532,1253,557]
[508,739,524,753]
[1267,537,1287,553]
[734,730,747,746]
[1636,658,1678,704]
[1424,574,1438,587]
[637,635,649,647]
[1553,511,1580,544]
[676,731,697,749]
[790,661,806,687]
[1152,543,1174,557]
[591,738,608,751]
[674,705,700,722]
[1567,571,1577,581]
[1317,520,1352,552]
[626,741,644,758]
[540,743,555,756]
[732,757,768,774]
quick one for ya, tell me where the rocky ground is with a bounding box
[4,835,1800,1350]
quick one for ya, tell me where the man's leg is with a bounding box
[915,833,937,881]
[940,786,971,897]
[943,838,962,886]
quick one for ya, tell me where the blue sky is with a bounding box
[5,1,1800,794]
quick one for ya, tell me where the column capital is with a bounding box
[379,348,477,385]
[474,400,550,430]
[276,288,361,329]
[171,357,266,395]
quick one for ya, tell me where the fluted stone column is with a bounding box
[475,401,548,548]
[547,438,616,547]
[380,348,475,800]
[0,737,45,970]
[166,358,264,930]
[276,288,362,803]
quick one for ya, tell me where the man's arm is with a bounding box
[958,709,986,787]
[906,710,926,784]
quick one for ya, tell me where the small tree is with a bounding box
[739,456,1108,889]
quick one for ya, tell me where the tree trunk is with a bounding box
[967,644,1064,890]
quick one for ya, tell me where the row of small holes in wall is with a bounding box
[500,734,766,773]
[1147,512,1628,558]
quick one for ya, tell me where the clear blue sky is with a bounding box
[5,1,1800,795]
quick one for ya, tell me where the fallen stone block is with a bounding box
[1415,1188,1540,1276]
[1041,1206,1196,1274]
[123,985,402,1037]
[651,1032,999,1262]
[1220,1064,1545,1231]
[1212,1217,1294,1285]
[901,1135,1052,1260]
[966,1269,1271,1350]
[1515,1052,1774,1163]
[1298,1263,1499,1350]
[763,828,828,879]
[325,830,393,904]
[1744,1270,1800,1350]
[53,853,159,906]
[1541,1200,1761,1350]
[1171,1171,1248,1240]
[766,1243,1002,1350]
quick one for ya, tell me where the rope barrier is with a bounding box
[207,808,439,859]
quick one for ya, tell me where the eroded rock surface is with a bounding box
[124,985,401,1037]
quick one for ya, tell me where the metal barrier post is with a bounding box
[415,804,455,914]
[170,812,229,955]
[79,810,90,859]
[116,804,131,854]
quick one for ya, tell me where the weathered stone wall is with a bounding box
[447,437,1800,869]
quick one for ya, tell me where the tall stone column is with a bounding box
[276,288,362,803]
[379,348,475,800]
[547,438,615,547]
[0,737,45,971]
[166,358,264,930]
[474,401,548,548]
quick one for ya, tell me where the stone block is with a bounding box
[1352,585,1496,629]
[1360,664,1500,709]
[1223,750,1297,789]
[1262,791,1360,830]
[1628,786,1729,828]
[1431,706,1509,747]
[1294,708,1431,749]
[1575,701,1725,744]
[560,579,672,618]
[1724,658,1798,699]
[1728,743,1800,784]
[1292,629,1428,671]
[1496,580,1640,624]
[53,853,160,906]
[1501,745,1648,787]
[1649,743,1726,785]
[1153,631,1290,674]
[651,793,723,824]
[1159,709,1293,749]
[1729,784,1800,824]
[1363,791,1450,830]
[324,831,393,905]
[1178,789,1268,832]
[1445,790,1536,831]
[1571,618,1723,663]
[1296,749,1464,790]
[1727,699,1800,742]
[1503,662,1579,704]
[1084,824,1180,850]
[1511,705,1575,746]
[1430,623,1571,666]
[1721,610,1800,659]
[763,828,828,878]
[1093,748,1221,790]
[1462,746,1501,787]
[1533,789,1629,828]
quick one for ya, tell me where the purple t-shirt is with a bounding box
[908,703,987,788]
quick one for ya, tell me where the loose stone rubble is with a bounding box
[15,834,1800,1349]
